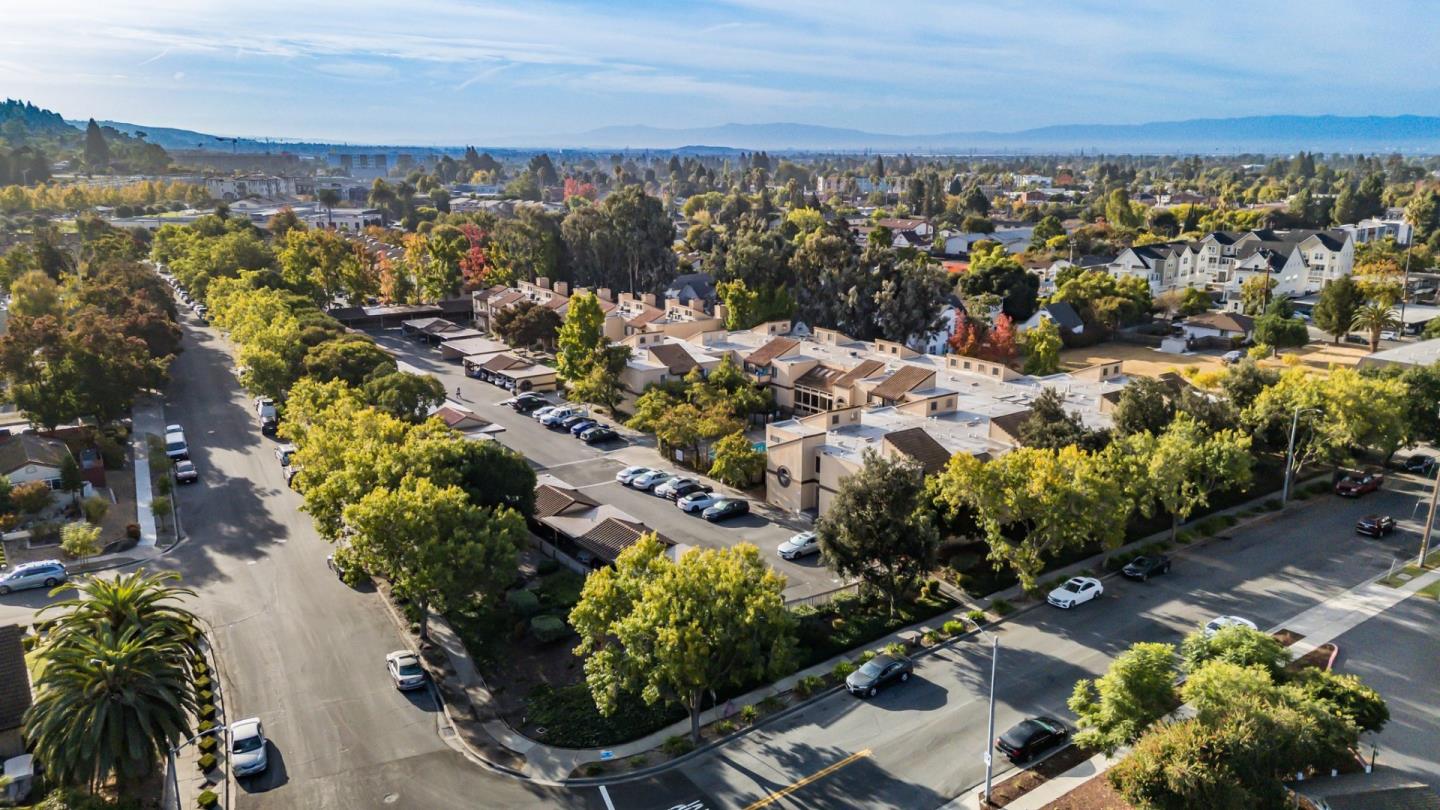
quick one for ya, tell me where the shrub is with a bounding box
[584,763,603,777]
[991,599,1014,616]
[713,719,737,735]
[966,609,987,625]
[535,570,585,610]
[921,631,940,646]
[628,754,648,769]
[0,513,18,532]
[194,675,212,690]
[942,619,967,637]
[794,674,826,698]
[857,649,877,664]
[662,735,694,756]
[759,695,784,714]
[21,634,36,652]
[536,558,560,576]
[832,660,857,680]
[739,705,759,725]
[12,481,52,514]
[125,523,141,540]
[919,578,940,600]
[505,589,540,617]
[197,736,217,753]
[199,703,216,720]
[197,788,218,807]
[883,642,907,657]
[790,603,818,618]
[529,615,569,643]
[197,720,215,733]
[60,521,103,560]
[81,495,110,525]
[197,753,217,772]
[830,616,846,631]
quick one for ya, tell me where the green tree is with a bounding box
[1176,287,1212,316]
[82,119,110,171]
[1018,387,1104,450]
[316,188,341,227]
[816,450,939,616]
[1350,301,1400,352]
[1132,414,1253,542]
[708,431,764,487]
[1238,274,1276,316]
[555,292,605,383]
[570,536,795,743]
[59,521,102,559]
[57,453,84,506]
[492,299,562,349]
[1068,642,1178,755]
[567,344,630,415]
[344,476,526,640]
[874,255,952,345]
[1110,376,1175,437]
[958,247,1039,321]
[10,269,62,318]
[1019,318,1062,375]
[1180,625,1288,677]
[303,335,397,387]
[1311,275,1364,344]
[362,371,445,422]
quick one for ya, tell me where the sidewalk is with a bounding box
[131,396,165,548]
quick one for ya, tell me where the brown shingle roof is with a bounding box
[487,290,525,308]
[480,353,531,373]
[534,484,600,519]
[1183,311,1254,334]
[882,427,952,475]
[577,519,673,562]
[989,409,1033,445]
[869,365,934,402]
[794,364,844,391]
[625,307,664,328]
[647,343,699,376]
[0,434,69,475]
[745,337,799,367]
[832,359,885,388]
[0,625,31,731]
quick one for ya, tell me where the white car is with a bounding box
[540,407,580,427]
[653,477,695,499]
[163,429,189,460]
[229,718,269,777]
[531,405,558,422]
[274,444,298,466]
[174,460,199,484]
[677,491,721,514]
[629,470,674,491]
[615,466,653,485]
[1046,576,1103,609]
[385,650,427,690]
[1203,615,1258,637]
[778,531,820,560]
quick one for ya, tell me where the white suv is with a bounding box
[164,428,189,460]
[0,561,68,595]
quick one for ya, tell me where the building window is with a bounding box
[929,401,937,411]
[991,367,999,376]
[831,415,839,425]
[814,456,821,474]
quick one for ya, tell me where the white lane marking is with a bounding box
[599,785,617,810]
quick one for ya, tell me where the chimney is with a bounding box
[536,276,551,290]
[597,287,613,302]
[555,281,569,297]
[714,303,729,324]
[665,297,680,311]
[642,293,657,307]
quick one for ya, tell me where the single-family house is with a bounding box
[1019,302,1086,336]
[0,625,31,757]
[0,435,76,492]
[1178,312,1255,343]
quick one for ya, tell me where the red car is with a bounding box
[1335,472,1383,497]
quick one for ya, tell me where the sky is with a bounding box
[3,0,1438,145]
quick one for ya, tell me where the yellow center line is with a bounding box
[742,748,874,810]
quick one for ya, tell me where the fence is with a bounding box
[784,581,862,609]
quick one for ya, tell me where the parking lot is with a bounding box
[371,330,847,601]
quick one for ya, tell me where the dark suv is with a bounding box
[1355,514,1396,537]
[1121,554,1171,581]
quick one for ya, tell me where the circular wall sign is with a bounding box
[776,466,792,487]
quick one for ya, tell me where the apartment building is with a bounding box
[471,278,723,341]
[1109,228,1354,298]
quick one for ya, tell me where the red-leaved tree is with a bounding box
[459,224,491,290]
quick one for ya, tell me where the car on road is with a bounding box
[163,428,189,461]
[844,653,913,697]
[1122,554,1171,581]
[615,466,653,485]
[229,718,269,777]
[1221,350,1244,365]
[580,426,617,444]
[702,498,749,522]
[275,444,297,466]
[385,650,428,690]
[1204,615,1258,636]
[1355,514,1396,537]
[677,491,721,514]
[654,477,702,500]
[174,460,199,484]
[778,531,820,560]
[629,470,675,491]
[0,561,67,595]
[996,717,1068,762]
[1403,454,1435,475]
[665,480,712,501]
[1046,576,1103,609]
[1335,472,1383,497]
[568,418,598,436]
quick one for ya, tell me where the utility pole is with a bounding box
[1282,406,1322,507]
[983,632,999,806]
[1420,406,1440,566]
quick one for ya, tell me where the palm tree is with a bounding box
[317,188,341,228]
[1351,302,1400,352]
[43,569,199,655]
[25,623,197,791]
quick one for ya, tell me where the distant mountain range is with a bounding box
[539,115,1440,153]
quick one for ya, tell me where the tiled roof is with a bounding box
[0,434,69,475]
[795,364,846,391]
[831,359,885,389]
[0,625,31,731]
[745,337,800,367]
[488,290,525,308]
[534,484,600,519]
[882,427,953,474]
[647,343,699,376]
[870,365,934,402]
[1183,312,1254,334]
[479,353,530,373]
[625,307,664,328]
[577,518,672,562]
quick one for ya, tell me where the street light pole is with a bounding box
[983,632,999,806]
[1282,406,1322,507]
[1419,406,1440,567]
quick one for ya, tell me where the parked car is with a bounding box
[255,397,277,422]
[1121,554,1171,581]
[844,653,914,697]
[0,561,67,595]
[615,466,653,485]
[274,444,298,466]
[229,718,269,777]
[541,407,581,428]
[580,426,617,444]
[702,498,749,522]
[677,491,721,514]
[666,480,712,501]
[1403,454,1435,475]
[174,460,199,484]
[283,464,302,489]
[557,413,591,431]
[509,393,548,413]
[260,416,278,436]
[385,650,428,690]
[164,428,189,461]
[568,418,598,437]
[654,477,699,500]
[778,531,820,560]
[996,717,1068,762]
[1203,615,1258,637]
[629,470,675,491]
[1046,576,1103,609]
[1221,350,1244,365]
[1335,472,1383,497]
[1355,514,1396,537]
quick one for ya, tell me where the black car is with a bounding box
[1403,454,1435,475]
[996,717,1068,762]
[702,499,749,522]
[1122,554,1171,581]
[1355,514,1396,537]
[511,394,548,414]
[580,426,617,444]
[667,480,713,501]
[844,653,914,697]
[260,416,279,437]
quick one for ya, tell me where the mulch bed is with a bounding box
[1042,772,1135,810]
[1273,628,1304,647]
[1289,642,1337,672]
[982,744,1095,808]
